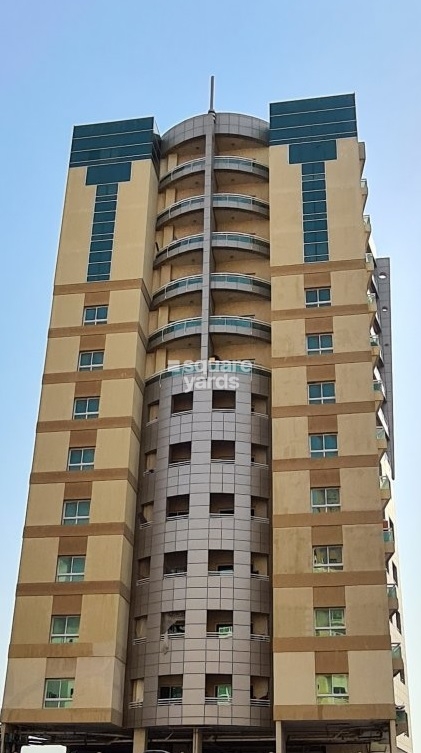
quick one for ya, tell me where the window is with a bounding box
[83,305,108,325]
[44,678,74,708]
[78,351,104,371]
[73,397,100,420]
[159,685,182,700]
[313,546,343,572]
[62,499,90,525]
[311,488,340,513]
[316,674,348,704]
[310,434,338,458]
[314,608,346,636]
[308,382,335,404]
[67,448,95,471]
[305,288,331,307]
[306,334,333,355]
[50,616,80,643]
[56,556,85,582]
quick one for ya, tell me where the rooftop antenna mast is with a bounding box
[208,75,215,114]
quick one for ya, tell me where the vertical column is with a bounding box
[200,112,216,361]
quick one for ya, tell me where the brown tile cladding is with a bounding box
[52,594,83,613]
[74,381,102,398]
[313,586,345,607]
[307,364,336,381]
[304,271,331,287]
[305,317,333,334]
[84,291,110,306]
[272,454,379,472]
[273,635,390,652]
[273,703,396,721]
[64,481,92,498]
[69,429,97,446]
[80,334,106,351]
[273,571,386,588]
[308,415,338,433]
[16,581,131,602]
[57,537,88,555]
[311,525,342,545]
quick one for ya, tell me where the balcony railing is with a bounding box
[206,630,233,638]
[214,156,269,180]
[250,698,270,707]
[205,696,232,705]
[145,360,271,386]
[387,584,398,599]
[383,528,394,543]
[363,214,371,231]
[392,643,402,659]
[367,291,377,305]
[148,317,202,349]
[213,193,269,217]
[365,250,374,266]
[379,475,391,491]
[128,700,143,709]
[157,698,183,706]
[376,426,387,441]
[370,334,380,347]
[361,178,368,190]
[373,379,385,394]
[250,633,270,642]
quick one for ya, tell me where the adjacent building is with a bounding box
[1,93,412,753]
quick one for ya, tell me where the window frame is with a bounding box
[56,555,86,582]
[311,487,340,513]
[50,615,80,644]
[44,678,74,708]
[305,287,331,308]
[306,333,333,355]
[316,673,349,704]
[67,448,95,472]
[77,351,104,371]
[62,499,90,526]
[83,305,108,326]
[73,397,100,420]
[314,607,346,636]
[313,545,343,572]
[308,382,336,404]
[309,433,338,458]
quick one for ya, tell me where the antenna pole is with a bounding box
[208,75,215,113]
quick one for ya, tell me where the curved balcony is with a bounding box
[211,273,271,299]
[154,232,270,268]
[147,317,202,350]
[213,193,269,218]
[159,158,205,190]
[151,273,271,308]
[210,316,271,342]
[214,156,269,181]
[152,275,203,308]
[156,196,204,229]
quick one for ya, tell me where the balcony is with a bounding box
[379,475,391,502]
[383,527,395,560]
[213,193,269,219]
[361,177,368,208]
[387,584,398,615]
[376,426,388,453]
[370,333,381,363]
[396,707,408,735]
[363,214,372,235]
[210,273,271,300]
[365,250,375,271]
[154,233,205,267]
[214,156,269,183]
[156,195,204,229]
[392,644,404,676]
[209,316,271,342]
[154,231,270,267]
[148,317,202,350]
[159,158,205,190]
[373,379,385,404]
[151,275,203,308]
[367,291,377,314]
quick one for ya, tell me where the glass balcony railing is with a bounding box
[373,379,384,393]
[387,584,398,600]
[156,196,204,227]
[152,275,203,305]
[379,475,391,491]
[370,333,380,347]
[214,156,269,179]
[211,273,271,296]
[145,360,271,386]
[160,158,205,188]
[210,316,271,339]
[367,291,377,305]
[361,178,368,190]
[383,529,394,543]
[213,193,269,215]
[392,643,402,659]
[376,426,387,441]
[212,231,270,255]
[365,250,375,266]
[148,318,202,348]
[363,214,371,229]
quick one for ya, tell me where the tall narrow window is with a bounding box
[87,184,118,282]
[302,162,329,263]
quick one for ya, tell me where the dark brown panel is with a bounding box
[273,511,382,529]
[74,381,102,398]
[272,455,378,472]
[2,707,122,725]
[305,317,333,334]
[308,415,337,433]
[49,322,147,342]
[304,271,331,287]
[310,469,340,486]
[271,401,375,419]
[315,651,348,673]
[52,594,83,613]
[274,635,390,652]
[58,537,87,555]
[8,643,92,659]
[80,334,106,350]
[84,291,110,306]
[64,481,92,498]
[69,429,97,447]
[25,523,134,546]
[16,581,131,602]
[30,468,138,492]
[271,258,366,277]
[273,571,387,588]
[311,526,342,545]
[307,364,336,381]
[43,368,144,394]
[37,417,141,442]
[272,304,368,321]
[54,278,142,295]
[271,351,371,368]
[313,586,345,607]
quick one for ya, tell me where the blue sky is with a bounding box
[0,0,420,747]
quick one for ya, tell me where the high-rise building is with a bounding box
[1,93,412,753]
